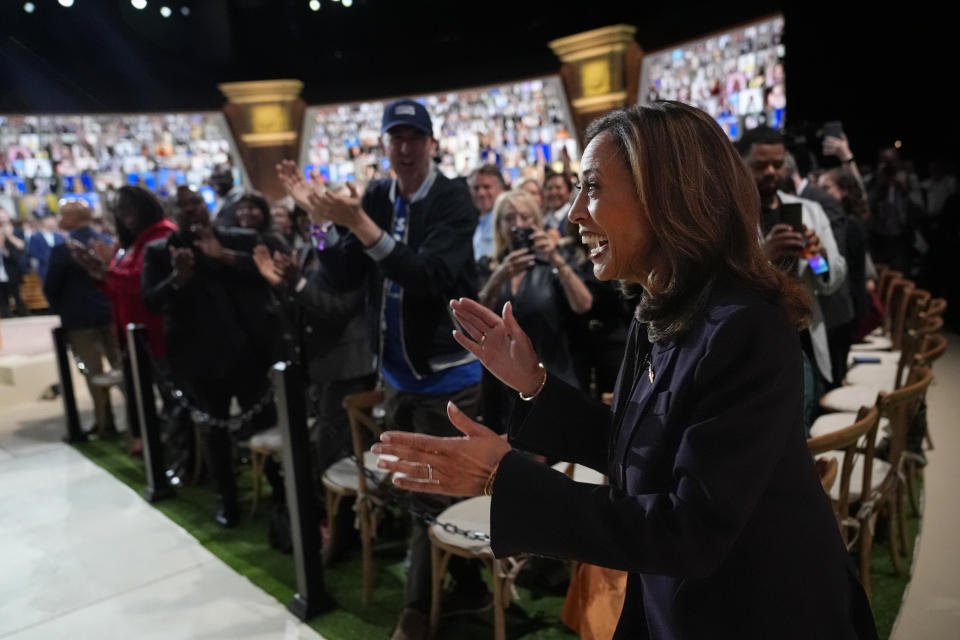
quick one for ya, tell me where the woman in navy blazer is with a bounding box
[373,102,877,639]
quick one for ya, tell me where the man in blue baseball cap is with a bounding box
[277,98,486,640]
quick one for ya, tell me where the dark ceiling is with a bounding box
[0,0,951,168]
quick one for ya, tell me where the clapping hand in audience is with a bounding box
[191,224,227,261]
[272,251,298,283]
[169,246,195,286]
[306,182,363,229]
[253,245,283,287]
[276,160,318,210]
[68,238,108,281]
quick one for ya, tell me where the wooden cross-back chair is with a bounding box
[319,389,390,605]
[807,405,881,594]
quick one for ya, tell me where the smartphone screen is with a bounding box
[807,253,829,275]
[822,120,844,139]
[779,202,803,231]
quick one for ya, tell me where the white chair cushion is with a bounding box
[322,451,386,492]
[820,385,883,413]
[851,335,893,351]
[431,495,492,554]
[249,426,283,452]
[829,456,891,503]
[844,363,898,390]
[809,412,890,446]
[571,464,606,485]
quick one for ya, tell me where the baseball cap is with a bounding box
[381,99,433,136]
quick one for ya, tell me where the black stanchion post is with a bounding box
[272,361,335,620]
[53,326,85,443]
[126,323,175,503]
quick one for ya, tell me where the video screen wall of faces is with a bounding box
[638,14,786,140]
[0,112,245,219]
[300,76,580,190]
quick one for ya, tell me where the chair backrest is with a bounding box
[807,405,881,543]
[877,269,900,308]
[343,389,388,495]
[878,366,933,475]
[922,297,947,321]
[915,332,947,367]
[894,314,943,389]
[904,289,931,334]
[887,279,915,350]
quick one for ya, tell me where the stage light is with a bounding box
[894,140,903,149]
[131,0,147,9]
[309,0,320,10]
[58,0,74,7]
[23,2,35,13]
[160,5,171,17]
[343,0,352,6]
[180,6,190,16]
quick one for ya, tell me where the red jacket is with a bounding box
[100,219,177,358]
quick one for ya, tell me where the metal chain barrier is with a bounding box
[349,454,494,545]
[161,381,275,430]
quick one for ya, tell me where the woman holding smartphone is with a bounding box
[475,189,592,430]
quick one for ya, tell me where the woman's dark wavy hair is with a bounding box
[584,101,809,341]
[826,168,870,223]
[113,185,165,249]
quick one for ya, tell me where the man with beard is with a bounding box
[738,126,847,427]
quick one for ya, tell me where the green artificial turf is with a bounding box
[73,436,918,639]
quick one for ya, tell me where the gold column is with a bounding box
[218,79,305,200]
[549,25,644,146]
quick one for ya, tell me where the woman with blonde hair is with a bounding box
[476,189,591,430]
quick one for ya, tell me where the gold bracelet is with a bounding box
[482,465,498,496]
[518,363,546,401]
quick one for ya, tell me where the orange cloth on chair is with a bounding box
[561,563,627,640]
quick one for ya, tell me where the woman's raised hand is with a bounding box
[450,297,543,396]
[371,401,511,497]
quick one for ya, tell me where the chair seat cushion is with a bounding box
[322,451,386,492]
[844,363,898,389]
[820,385,883,413]
[431,495,492,554]
[829,456,891,503]
[851,335,893,351]
[809,412,889,445]
[249,426,283,452]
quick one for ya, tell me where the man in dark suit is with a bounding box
[27,213,65,282]
[209,163,244,229]
[142,187,280,526]
[44,201,119,434]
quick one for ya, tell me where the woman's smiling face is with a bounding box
[569,131,653,283]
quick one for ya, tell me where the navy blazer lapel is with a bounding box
[609,339,679,487]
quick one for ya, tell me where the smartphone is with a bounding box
[779,202,803,232]
[511,226,535,252]
[807,253,830,275]
[822,120,844,139]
